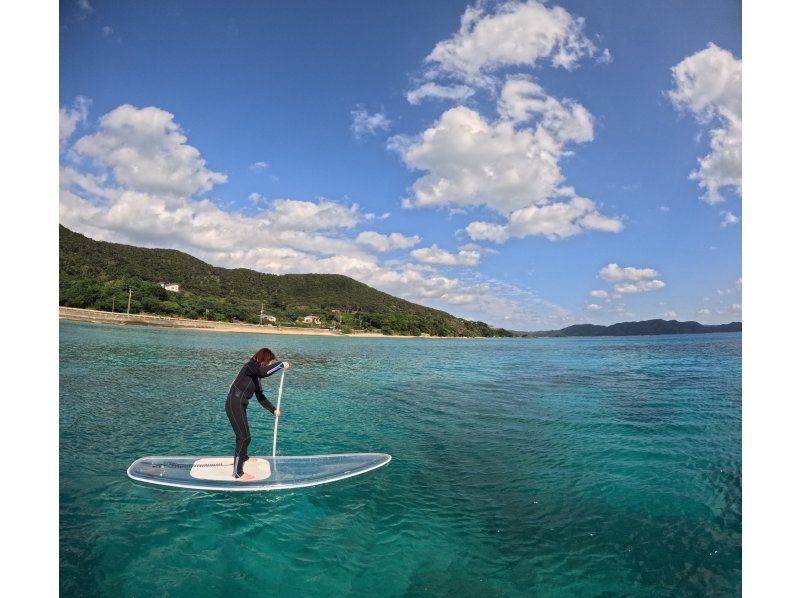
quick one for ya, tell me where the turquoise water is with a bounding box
[60,320,741,596]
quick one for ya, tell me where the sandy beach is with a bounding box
[58,306,453,338]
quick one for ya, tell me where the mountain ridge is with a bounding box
[523,319,741,337]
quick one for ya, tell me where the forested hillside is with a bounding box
[59,226,514,337]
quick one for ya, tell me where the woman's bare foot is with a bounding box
[246,457,260,462]
[235,473,255,481]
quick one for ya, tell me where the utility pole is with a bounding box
[126,288,132,314]
[260,302,264,325]
[111,296,115,313]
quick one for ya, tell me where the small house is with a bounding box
[302,315,321,325]
[159,282,180,292]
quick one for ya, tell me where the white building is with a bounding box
[302,315,321,325]
[264,315,277,323]
[159,282,180,292]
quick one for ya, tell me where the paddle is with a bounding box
[271,369,286,457]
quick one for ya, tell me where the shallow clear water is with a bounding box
[60,320,741,596]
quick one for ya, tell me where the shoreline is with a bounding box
[58,307,483,339]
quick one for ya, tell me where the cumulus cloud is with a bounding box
[392,105,563,213]
[498,77,594,143]
[60,96,90,146]
[424,0,600,84]
[410,244,482,266]
[669,44,742,203]
[356,231,420,252]
[720,210,740,227]
[72,104,228,196]
[77,0,93,17]
[392,76,621,243]
[395,5,617,245]
[589,289,608,298]
[61,103,552,328]
[266,198,362,231]
[467,194,622,242]
[60,179,521,318]
[350,107,391,139]
[586,303,601,310]
[599,263,666,294]
[406,83,476,105]
[250,161,269,170]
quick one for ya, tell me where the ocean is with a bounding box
[60,320,741,596]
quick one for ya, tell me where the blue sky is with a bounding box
[59,0,741,329]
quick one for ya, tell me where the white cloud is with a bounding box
[659,205,670,212]
[60,182,520,317]
[356,231,420,252]
[406,83,475,105]
[102,25,114,37]
[267,198,362,231]
[397,6,617,246]
[250,161,269,170]
[586,303,601,310]
[589,289,608,298]
[424,0,599,84]
[467,194,623,242]
[698,308,711,316]
[392,105,562,213]
[669,44,742,203]
[77,0,93,17]
[410,244,482,266]
[350,107,391,139]
[599,263,666,294]
[72,104,227,196]
[60,96,90,146]
[664,310,678,319]
[61,103,562,328]
[720,210,740,227]
[393,76,621,243]
[498,77,594,143]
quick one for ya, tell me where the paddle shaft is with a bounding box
[271,369,285,457]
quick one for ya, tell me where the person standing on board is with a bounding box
[226,348,290,480]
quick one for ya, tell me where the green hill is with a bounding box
[525,319,741,337]
[59,226,514,337]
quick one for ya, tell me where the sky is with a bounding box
[59,0,742,330]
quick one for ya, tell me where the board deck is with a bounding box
[127,453,391,491]
[189,457,271,481]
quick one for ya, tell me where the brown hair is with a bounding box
[252,348,276,366]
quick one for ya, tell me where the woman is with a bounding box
[226,348,290,480]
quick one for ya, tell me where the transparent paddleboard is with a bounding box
[127,453,391,491]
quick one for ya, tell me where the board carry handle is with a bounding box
[272,369,286,457]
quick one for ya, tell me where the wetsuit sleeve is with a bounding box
[259,361,285,377]
[256,391,276,414]
[249,365,278,413]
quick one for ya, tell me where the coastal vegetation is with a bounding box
[525,319,742,337]
[59,226,514,337]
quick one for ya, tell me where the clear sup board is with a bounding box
[127,453,391,492]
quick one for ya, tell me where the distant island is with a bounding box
[523,319,741,338]
[59,226,514,338]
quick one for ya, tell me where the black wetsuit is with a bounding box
[226,359,285,477]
